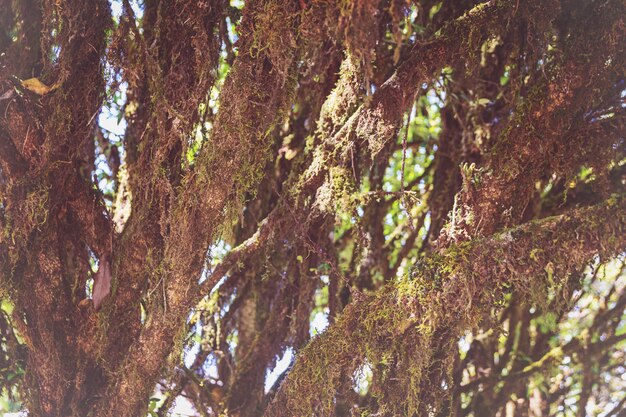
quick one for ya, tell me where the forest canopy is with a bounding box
[0,0,625,416]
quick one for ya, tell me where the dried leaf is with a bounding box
[20,78,57,95]
[93,257,112,310]
[0,89,14,101]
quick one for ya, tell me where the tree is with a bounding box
[0,0,625,416]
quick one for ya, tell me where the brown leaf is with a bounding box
[93,257,112,310]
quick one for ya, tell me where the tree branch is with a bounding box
[266,194,626,416]
[97,1,304,415]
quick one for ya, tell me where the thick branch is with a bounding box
[300,0,517,216]
[266,195,626,416]
[439,0,625,242]
[96,1,303,415]
[103,0,226,366]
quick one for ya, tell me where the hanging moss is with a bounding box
[1,0,624,416]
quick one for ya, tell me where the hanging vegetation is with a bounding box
[0,0,625,416]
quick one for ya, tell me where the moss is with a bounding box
[166,319,189,370]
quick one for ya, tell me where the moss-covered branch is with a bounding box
[301,0,519,214]
[102,0,226,366]
[439,0,625,243]
[95,1,304,415]
[266,195,626,416]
